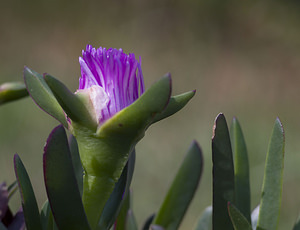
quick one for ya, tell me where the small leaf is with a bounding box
[152,90,196,123]
[212,113,235,230]
[142,214,155,230]
[0,82,28,105]
[43,74,96,128]
[257,118,285,230]
[40,200,53,230]
[153,141,203,230]
[43,125,90,230]
[125,210,138,230]
[230,117,251,222]
[23,67,67,127]
[194,206,212,230]
[14,154,42,230]
[69,135,83,196]
[228,202,252,230]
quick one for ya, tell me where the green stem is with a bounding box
[72,124,133,229]
[82,174,115,229]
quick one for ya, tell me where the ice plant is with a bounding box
[77,45,144,126]
[23,45,195,229]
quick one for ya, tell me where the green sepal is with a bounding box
[194,206,212,230]
[0,82,28,105]
[257,118,285,230]
[212,113,235,230]
[23,67,68,127]
[43,74,96,129]
[14,154,43,230]
[152,90,196,123]
[228,202,252,230]
[43,125,91,230]
[153,141,203,230]
[97,74,172,138]
[230,117,251,223]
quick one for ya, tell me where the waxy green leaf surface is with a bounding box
[257,118,285,230]
[43,125,90,230]
[228,203,252,230]
[153,141,203,230]
[212,113,234,230]
[14,154,42,230]
[230,117,251,222]
[23,67,67,127]
[0,82,28,105]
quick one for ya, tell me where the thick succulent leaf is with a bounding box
[257,118,285,230]
[43,125,90,230]
[23,67,67,127]
[230,117,251,222]
[69,135,83,196]
[293,214,300,230]
[0,82,28,105]
[152,90,195,123]
[251,205,259,230]
[98,151,135,230]
[142,214,155,230]
[125,210,138,230]
[14,154,42,230]
[43,74,96,128]
[194,206,212,230]
[212,113,235,230]
[153,141,203,230]
[228,202,252,230]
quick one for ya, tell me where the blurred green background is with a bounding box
[1,0,300,229]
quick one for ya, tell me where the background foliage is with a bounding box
[1,1,300,229]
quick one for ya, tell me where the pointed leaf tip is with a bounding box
[228,202,252,230]
[153,141,203,229]
[23,67,68,127]
[257,118,285,230]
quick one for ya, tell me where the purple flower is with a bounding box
[0,183,25,230]
[77,45,145,125]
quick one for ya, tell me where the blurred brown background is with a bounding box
[1,0,300,229]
